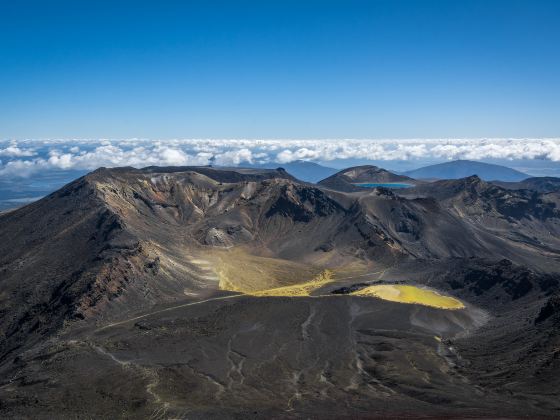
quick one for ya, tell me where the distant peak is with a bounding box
[341,165,382,175]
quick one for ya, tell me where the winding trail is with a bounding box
[94,266,393,333]
[331,268,388,282]
[95,294,244,332]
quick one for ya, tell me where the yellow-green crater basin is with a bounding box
[351,285,464,309]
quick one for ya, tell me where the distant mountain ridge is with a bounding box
[240,160,338,183]
[404,159,529,182]
[492,177,560,193]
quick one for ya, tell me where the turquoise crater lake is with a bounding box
[353,182,413,189]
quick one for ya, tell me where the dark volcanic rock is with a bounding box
[446,258,560,302]
[265,182,345,222]
[2,165,560,418]
[462,259,534,298]
[536,294,560,324]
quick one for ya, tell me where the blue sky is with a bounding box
[1,0,559,139]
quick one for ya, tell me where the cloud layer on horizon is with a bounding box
[1,138,560,178]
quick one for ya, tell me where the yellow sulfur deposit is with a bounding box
[249,270,334,297]
[351,285,464,309]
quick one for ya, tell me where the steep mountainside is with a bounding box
[399,176,560,259]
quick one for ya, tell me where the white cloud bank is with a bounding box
[1,138,560,177]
